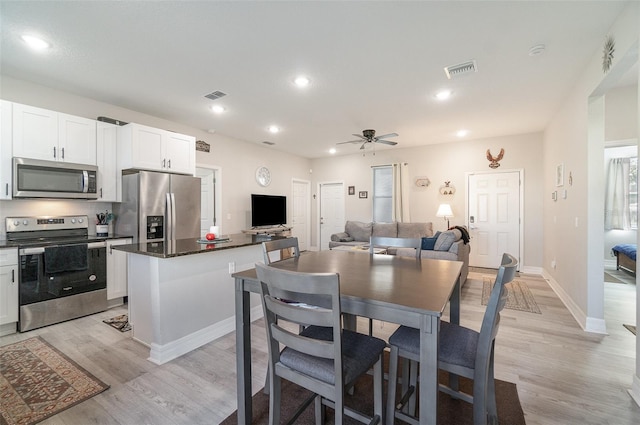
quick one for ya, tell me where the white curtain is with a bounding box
[392,162,411,222]
[604,157,631,230]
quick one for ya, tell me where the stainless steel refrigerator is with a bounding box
[114,170,201,243]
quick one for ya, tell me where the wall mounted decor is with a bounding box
[556,164,564,187]
[359,191,368,199]
[196,140,210,153]
[486,148,504,169]
[415,177,430,187]
[439,181,456,195]
[602,35,615,73]
[348,186,355,195]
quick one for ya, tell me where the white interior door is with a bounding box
[319,183,345,250]
[197,167,216,236]
[291,179,310,251]
[467,171,521,269]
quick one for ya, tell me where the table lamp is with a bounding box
[436,203,453,229]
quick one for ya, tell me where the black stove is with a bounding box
[6,215,105,247]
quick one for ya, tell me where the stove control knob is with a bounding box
[78,218,84,223]
[22,220,28,226]
[13,220,20,226]
[71,218,76,224]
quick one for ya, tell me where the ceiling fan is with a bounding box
[337,129,398,150]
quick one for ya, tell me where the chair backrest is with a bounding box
[262,237,300,264]
[255,262,345,388]
[475,253,518,372]
[369,236,422,259]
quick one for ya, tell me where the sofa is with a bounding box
[330,220,469,285]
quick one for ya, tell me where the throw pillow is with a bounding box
[434,229,462,251]
[421,231,441,250]
[339,236,354,242]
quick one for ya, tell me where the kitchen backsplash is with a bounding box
[0,200,114,237]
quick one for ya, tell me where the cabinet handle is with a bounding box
[100,188,103,198]
[61,147,65,159]
[5,183,8,196]
[53,146,56,158]
[11,269,15,283]
[162,158,166,168]
[167,159,171,169]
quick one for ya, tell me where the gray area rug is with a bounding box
[482,277,541,314]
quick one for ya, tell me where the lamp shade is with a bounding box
[436,203,453,218]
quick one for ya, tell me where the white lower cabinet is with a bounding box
[0,248,18,336]
[107,239,131,301]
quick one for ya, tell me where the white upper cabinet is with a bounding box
[12,103,96,165]
[117,123,195,175]
[0,100,12,200]
[96,121,119,202]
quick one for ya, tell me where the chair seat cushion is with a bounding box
[388,322,478,369]
[279,326,386,386]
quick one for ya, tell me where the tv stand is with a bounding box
[242,226,292,237]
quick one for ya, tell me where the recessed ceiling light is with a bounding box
[329,148,336,154]
[435,90,452,100]
[21,34,50,51]
[268,125,280,134]
[456,129,469,138]
[210,105,226,114]
[294,76,311,87]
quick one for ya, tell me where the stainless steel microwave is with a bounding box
[13,157,98,199]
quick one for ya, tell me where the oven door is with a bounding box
[19,242,107,306]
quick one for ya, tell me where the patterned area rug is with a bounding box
[482,277,542,314]
[103,314,131,332]
[0,336,109,425]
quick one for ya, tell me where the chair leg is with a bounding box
[400,356,410,413]
[269,373,281,425]
[386,345,400,425]
[407,359,418,416]
[314,395,323,425]
[373,354,383,423]
[487,352,498,424]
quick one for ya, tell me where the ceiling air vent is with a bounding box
[204,91,227,100]
[443,60,477,79]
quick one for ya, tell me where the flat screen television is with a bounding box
[251,194,287,227]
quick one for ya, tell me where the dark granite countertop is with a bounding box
[0,234,134,249]
[112,233,282,259]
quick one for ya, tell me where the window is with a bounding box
[630,157,637,229]
[372,166,392,222]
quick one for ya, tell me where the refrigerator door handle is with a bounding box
[166,192,173,240]
[170,192,177,240]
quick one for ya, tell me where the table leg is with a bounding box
[235,278,252,425]
[419,314,438,425]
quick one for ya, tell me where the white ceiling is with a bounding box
[0,1,635,159]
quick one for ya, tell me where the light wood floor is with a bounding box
[1,271,639,425]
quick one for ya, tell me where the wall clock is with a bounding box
[255,166,271,186]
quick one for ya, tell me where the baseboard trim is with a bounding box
[520,265,542,275]
[541,269,608,334]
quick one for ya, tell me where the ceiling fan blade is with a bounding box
[374,132,398,139]
[375,139,398,146]
[360,143,367,150]
[336,139,363,145]
[351,133,367,140]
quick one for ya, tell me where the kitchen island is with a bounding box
[114,233,279,364]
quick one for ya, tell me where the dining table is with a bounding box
[232,250,463,425]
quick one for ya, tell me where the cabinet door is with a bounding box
[165,132,195,175]
[0,100,12,200]
[58,113,97,165]
[131,124,165,171]
[97,122,118,201]
[0,248,18,327]
[12,103,58,161]
[107,239,131,300]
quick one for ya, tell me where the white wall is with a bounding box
[0,76,312,236]
[310,132,544,269]
[605,84,639,142]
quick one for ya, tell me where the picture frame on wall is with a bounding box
[359,191,368,199]
[348,186,355,195]
[556,163,564,187]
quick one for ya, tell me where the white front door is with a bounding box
[291,179,310,251]
[467,171,521,269]
[319,183,345,251]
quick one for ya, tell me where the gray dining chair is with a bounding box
[369,236,422,259]
[385,253,518,425]
[255,263,386,425]
[366,236,422,336]
[262,237,300,264]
